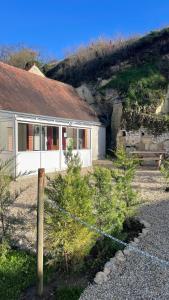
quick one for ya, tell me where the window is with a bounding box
[47,126,59,150]
[78,129,90,149]
[18,123,27,151]
[41,126,47,151]
[0,121,14,152]
[34,125,41,151]
[18,123,59,151]
[62,127,77,150]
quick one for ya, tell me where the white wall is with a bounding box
[17,149,92,175]
[92,125,106,160]
[17,151,61,175]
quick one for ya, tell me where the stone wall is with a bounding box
[117,128,169,153]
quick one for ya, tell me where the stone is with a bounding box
[134,238,139,243]
[142,228,149,235]
[115,250,126,262]
[123,248,131,256]
[104,266,111,276]
[142,221,151,228]
[76,84,95,105]
[94,272,107,284]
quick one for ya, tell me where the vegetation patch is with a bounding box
[0,246,36,300]
[102,63,168,110]
[122,109,169,135]
[56,286,84,300]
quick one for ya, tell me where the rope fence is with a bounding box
[50,201,169,269]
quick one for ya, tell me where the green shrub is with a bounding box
[92,167,126,233]
[56,286,84,300]
[111,148,139,209]
[160,159,169,190]
[0,158,18,241]
[103,63,167,110]
[45,152,96,270]
[0,248,36,300]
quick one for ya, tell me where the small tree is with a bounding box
[45,151,96,270]
[160,159,169,191]
[92,167,126,233]
[111,148,139,209]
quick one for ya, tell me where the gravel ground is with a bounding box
[80,168,169,300]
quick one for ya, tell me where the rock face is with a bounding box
[111,100,123,149]
[45,27,169,148]
[76,82,123,148]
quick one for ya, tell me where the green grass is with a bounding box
[101,63,168,108]
[0,248,52,300]
[56,287,84,300]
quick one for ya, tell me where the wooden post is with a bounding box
[37,168,45,297]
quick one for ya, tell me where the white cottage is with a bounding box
[0,62,105,176]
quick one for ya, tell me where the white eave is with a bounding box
[0,109,103,127]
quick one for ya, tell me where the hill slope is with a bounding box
[46,27,169,147]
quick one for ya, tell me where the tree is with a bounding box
[45,151,96,270]
[0,45,41,69]
[111,148,139,208]
[92,167,126,233]
[160,159,169,191]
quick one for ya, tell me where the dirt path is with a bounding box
[80,168,169,300]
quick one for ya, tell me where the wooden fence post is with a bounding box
[37,168,45,297]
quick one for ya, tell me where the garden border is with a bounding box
[94,218,151,285]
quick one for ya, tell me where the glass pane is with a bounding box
[34,125,40,151]
[78,129,90,149]
[41,126,47,151]
[52,127,59,150]
[0,122,13,152]
[18,123,27,151]
[62,127,67,150]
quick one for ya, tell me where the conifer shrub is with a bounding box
[45,150,96,271]
[45,147,136,271]
[92,167,126,233]
[111,148,139,209]
[160,159,169,191]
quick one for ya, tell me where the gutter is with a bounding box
[0,109,104,127]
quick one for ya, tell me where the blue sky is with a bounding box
[0,0,169,60]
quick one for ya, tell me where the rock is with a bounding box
[104,266,111,276]
[76,84,95,105]
[94,272,107,284]
[143,221,151,228]
[115,250,126,262]
[103,261,115,275]
[134,237,139,243]
[123,248,131,256]
[18,239,23,245]
[142,228,149,235]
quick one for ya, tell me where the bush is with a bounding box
[0,247,36,300]
[160,159,169,190]
[56,286,84,300]
[45,152,96,270]
[111,148,139,209]
[0,158,18,241]
[45,147,136,271]
[92,167,126,233]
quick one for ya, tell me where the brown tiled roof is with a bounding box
[0,62,99,122]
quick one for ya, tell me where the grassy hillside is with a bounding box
[46,27,169,87]
[46,27,169,140]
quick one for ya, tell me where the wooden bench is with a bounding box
[129,151,166,169]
